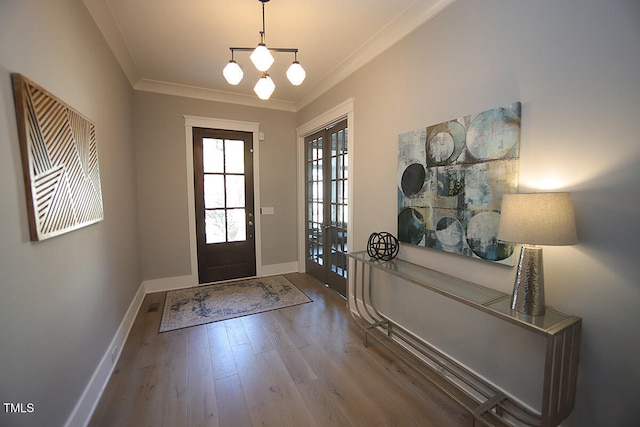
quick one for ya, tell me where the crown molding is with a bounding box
[134,79,297,112]
[82,0,140,86]
[293,0,456,111]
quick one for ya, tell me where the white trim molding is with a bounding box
[183,115,263,283]
[260,261,300,277]
[295,99,355,273]
[64,281,146,427]
[136,79,297,112]
[142,275,196,294]
[294,1,455,110]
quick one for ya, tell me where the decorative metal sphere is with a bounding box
[367,232,400,261]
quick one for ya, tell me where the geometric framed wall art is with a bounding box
[12,74,104,241]
[397,102,520,265]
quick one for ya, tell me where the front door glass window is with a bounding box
[203,137,246,244]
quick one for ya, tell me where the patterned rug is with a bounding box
[158,275,312,332]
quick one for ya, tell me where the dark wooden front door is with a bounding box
[193,127,256,283]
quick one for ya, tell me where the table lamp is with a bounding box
[497,192,577,316]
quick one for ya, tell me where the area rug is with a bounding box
[158,275,312,332]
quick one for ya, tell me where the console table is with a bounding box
[347,251,581,427]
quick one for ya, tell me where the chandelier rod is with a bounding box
[261,0,266,43]
[229,47,298,53]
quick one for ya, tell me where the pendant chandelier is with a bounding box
[223,0,306,100]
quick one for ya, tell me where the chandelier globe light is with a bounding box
[286,54,306,86]
[254,73,276,100]
[222,59,243,85]
[223,0,306,100]
[250,44,274,72]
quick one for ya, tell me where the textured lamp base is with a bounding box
[511,245,545,316]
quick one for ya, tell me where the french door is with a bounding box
[305,119,348,296]
[193,127,256,283]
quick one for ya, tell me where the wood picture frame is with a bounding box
[12,73,104,241]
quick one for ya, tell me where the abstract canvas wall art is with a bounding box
[12,74,104,241]
[397,102,520,264]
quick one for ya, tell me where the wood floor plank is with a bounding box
[355,328,475,425]
[295,331,388,427]
[260,312,318,385]
[271,305,313,348]
[139,310,169,368]
[129,365,161,427]
[206,323,238,380]
[89,273,474,427]
[295,378,353,427]
[231,342,286,427]
[87,366,142,427]
[320,327,467,426]
[156,331,188,427]
[214,374,252,427]
[224,316,250,347]
[257,348,318,427]
[240,313,275,354]
[186,327,220,427]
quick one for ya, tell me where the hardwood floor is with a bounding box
[89,273,473,427]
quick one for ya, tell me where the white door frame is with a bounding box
[295,99,355,273]
[184,115,262,284]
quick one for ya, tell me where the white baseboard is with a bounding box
[143,274,196,293]
[260,261,299,277]
[64,281,146,427]
[143,264,298,294]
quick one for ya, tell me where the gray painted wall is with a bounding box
[298,0,640,425]
[134,91,298,280]
[0,0,141,426]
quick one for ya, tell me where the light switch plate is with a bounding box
[261,207,275,215]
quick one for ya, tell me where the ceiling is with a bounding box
[83,0,454,111]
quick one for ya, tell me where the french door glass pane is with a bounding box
[226,175,245,208]
[205,209,247,243]
[227,208,246,242]
[203,138,224,173]
[313,201,322,223]
[205,210,226,243]
[313,160,322,180]
[225,139,245,173]
[343,156,349,179]
[204,175,225,208]
[313,180,321,202]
